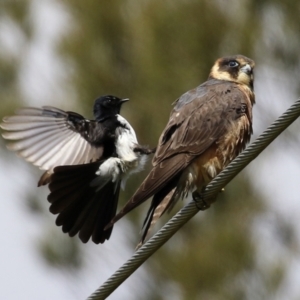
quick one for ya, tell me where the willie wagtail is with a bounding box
[1,95,153,243]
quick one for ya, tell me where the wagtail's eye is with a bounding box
[228,61,239,68]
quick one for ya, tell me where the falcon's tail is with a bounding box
[48,162,120,244]
[105,154,188,236]
[136,188,176,248]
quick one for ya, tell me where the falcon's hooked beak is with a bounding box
[240,64,252,75]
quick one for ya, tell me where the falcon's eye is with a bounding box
[228,61,239,68]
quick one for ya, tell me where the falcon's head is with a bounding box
[208,55,255,89]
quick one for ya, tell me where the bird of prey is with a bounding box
[1,95,152,244]
[106,55,256,245]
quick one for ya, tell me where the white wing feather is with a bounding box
[0,107,103,173]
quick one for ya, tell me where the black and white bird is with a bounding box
[1,95,152,244]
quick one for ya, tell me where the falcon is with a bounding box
[106,55,256,245]
[1,95,152,244]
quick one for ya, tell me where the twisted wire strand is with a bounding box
[87,99,300,300]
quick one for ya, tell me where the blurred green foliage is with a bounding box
[1,0,300,299]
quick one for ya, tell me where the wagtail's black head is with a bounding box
[93,95,129,121]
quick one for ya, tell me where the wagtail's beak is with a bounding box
[120,98,129,104]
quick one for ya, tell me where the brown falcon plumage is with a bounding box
[106,55,255,245]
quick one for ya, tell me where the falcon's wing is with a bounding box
[0,106,103,173]
[154,79,252,164]
[107,79,252,225]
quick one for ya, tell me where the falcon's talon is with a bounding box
[192,191,210,210]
